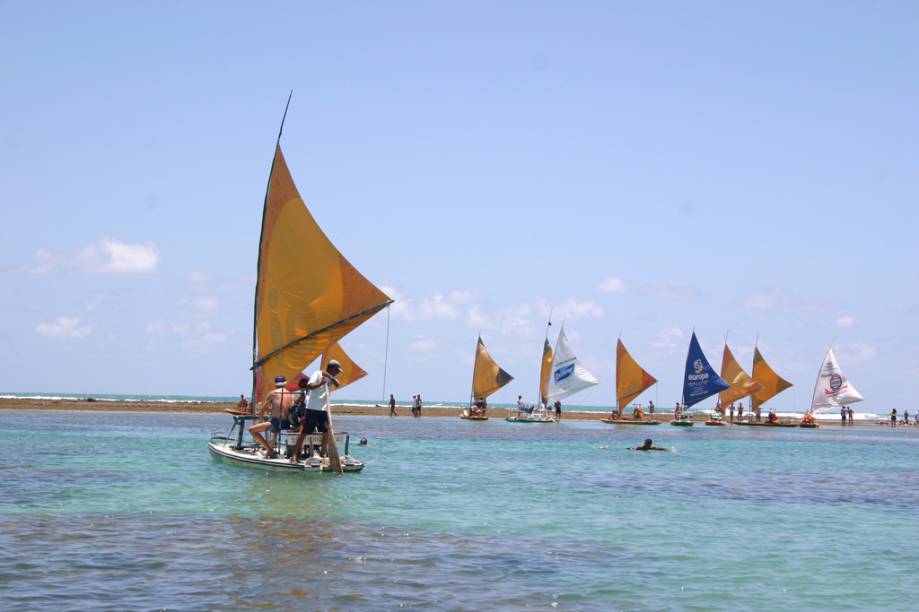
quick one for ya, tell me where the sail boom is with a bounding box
[252,299,393,370]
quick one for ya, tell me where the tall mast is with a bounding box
[250,91,293,404]
[469,333,480,407]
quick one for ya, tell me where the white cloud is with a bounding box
[836,315,855,329]
[380,285,415,321]
[419,294,462,320]
[847,342,877,363]
[448,290,476,304]
[189,271,211,283]
[23,240,159,275]
[408,338,437,353]
[550,298,604,320]
[466,305,493,330]
[78,239,159,273]
[653,326,685,349]
[596,276,625,293]
[501,316,535,338]
[176,322,227,352]
[744,288,822,313]
[36,316,91,338]
[187,296,218,312]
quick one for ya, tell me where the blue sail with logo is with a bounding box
[682,331,730,407]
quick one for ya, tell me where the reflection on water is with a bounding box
[1,411,918,610]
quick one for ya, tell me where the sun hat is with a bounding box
[274,375,287,387]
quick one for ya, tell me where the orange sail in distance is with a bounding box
[616,339,657,410]
[253,145,392,402]
[750,347,793,410]
[471,336,514,400]
[321,342,368,393]
[719,344,760,407]
[539,338,554,404]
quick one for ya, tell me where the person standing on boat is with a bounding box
[389,394,397,417]
[236,394,251,414]
[288,360,343,463]
[250,376,294,458]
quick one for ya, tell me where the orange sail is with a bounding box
[471,336,514,400]
[719,344,760,406]
[750,347,793,410]
[616,339,657,409]
[539,338,554,403]
[321,342,368,393]
[253,145,391,402]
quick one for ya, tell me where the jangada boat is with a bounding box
[602,338,658,426]
[461,335,513,421]
[209,96,392,473]
[676,331,730,427]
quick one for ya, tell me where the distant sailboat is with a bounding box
[462,335,513,420]
[602,339,658,425]
[750,346,793,424]
[810,348,864,413]
[508,325,597,422]
[678,332,730,426]
[711,343,761,424]
[208,98,392,472]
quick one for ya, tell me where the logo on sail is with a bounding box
[829,373,843,392]
[554,363,575,383]
[693,359,704,374]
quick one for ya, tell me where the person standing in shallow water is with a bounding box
[554,400,562,420]
[648,400,655,415]
[847,406,854,426]
[890,408,897,427]
[841,405,847,426]
[389,394,396,417]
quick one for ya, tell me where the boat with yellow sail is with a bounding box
[602,338,659,425]
[208,99,392,472]
[734,344,796,427]
[705,342,760,426]
[461,335,513,420]
[507,332,556,423]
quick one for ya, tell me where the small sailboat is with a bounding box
[209,100,392,473]
[461,335,513,420]
[676,332,730,426]
[741,346,795,426]
[707,342,760,425]
[508,325,598,422]
[808,347,863,424]
[602,338,659,425]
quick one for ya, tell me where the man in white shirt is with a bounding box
[288,360,342,463]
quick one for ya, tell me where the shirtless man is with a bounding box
[236,394,250,414]
[249,375,295,458]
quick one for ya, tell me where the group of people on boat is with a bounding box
[248,360,343,463]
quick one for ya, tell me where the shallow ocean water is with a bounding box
[1,411,917,610]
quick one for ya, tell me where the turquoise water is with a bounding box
[1,411,917,609]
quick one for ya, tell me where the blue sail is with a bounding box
[682,331,730,407]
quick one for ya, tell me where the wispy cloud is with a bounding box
[744,288,824,313]
[653,326,685,349]
[846,341,877,363]
[539,298,604,320]
[419,294,462,320]
[36,316,91,338]
[24,240,159,275]
[836,315,855,329]
[408,338,437,353]
[596,276,625,294]
[635,282,701,300]
[187,296,218,312]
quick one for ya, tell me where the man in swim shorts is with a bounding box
[288,360,342,463]
[249,375,294,458]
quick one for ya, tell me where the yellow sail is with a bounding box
[750,347,793,409]
[254,145,391,402]
[616,339,657,409]
[321,342,367,393]
[539,338,553,403]
[471,336,514,400]
[719,344,760,406]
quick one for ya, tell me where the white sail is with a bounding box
[546,326,599,401]
[810,348,864,412]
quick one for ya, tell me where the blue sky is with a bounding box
[1,1,917,410]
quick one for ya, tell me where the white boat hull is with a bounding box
[207,442,364,473]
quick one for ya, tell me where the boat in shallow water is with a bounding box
[462,335,512,421]
[209,418,363,472]
[211,97,391,473]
